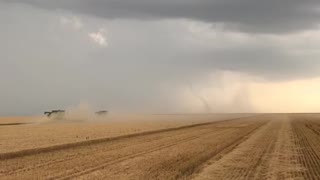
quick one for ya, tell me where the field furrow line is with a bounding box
[193,118,285,180]
[292,119,320,179]
[50,134,214,180]
[1,126,222,176]
[1,128,209,175]
[1,120,237,161]
[53,122,266,180]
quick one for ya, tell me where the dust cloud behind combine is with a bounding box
[42,103,106,123]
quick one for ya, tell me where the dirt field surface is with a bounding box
[1,114,320,179]
[0,114,249,154]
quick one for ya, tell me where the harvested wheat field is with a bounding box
[0,114,248,154]
[1,113,320,180]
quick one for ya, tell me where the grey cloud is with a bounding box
[1,2,320,115]
[4,0,320,33]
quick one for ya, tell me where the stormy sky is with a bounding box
[2,0,320,115]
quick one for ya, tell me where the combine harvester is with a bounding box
[95,110,108,116]
[44,110,65,120]
[44,110,108,120]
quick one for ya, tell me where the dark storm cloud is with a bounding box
[1,2,320,115]
[5,0,320,33]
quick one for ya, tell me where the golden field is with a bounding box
[0,114,247,154]
[1,113,320,179]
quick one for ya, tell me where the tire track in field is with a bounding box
[0,124,223,176]
[49,129,246,180]
[49,130,226,180]
[292,119,320,179]
[264,117,304,180]
[53,135,203,180]
[193,115,297,180]
[1,133,192,175]
[1,117,267,180]
[0,119,245,174]
[0,121,223,161]
[147,122,266,180]
[62,122,267,180]
[1,119,264,179]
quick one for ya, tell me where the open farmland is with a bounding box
[1,114,320,179]
[0,114,248,153]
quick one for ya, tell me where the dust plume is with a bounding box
[63,103,96,122]
[43,103,108,123]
